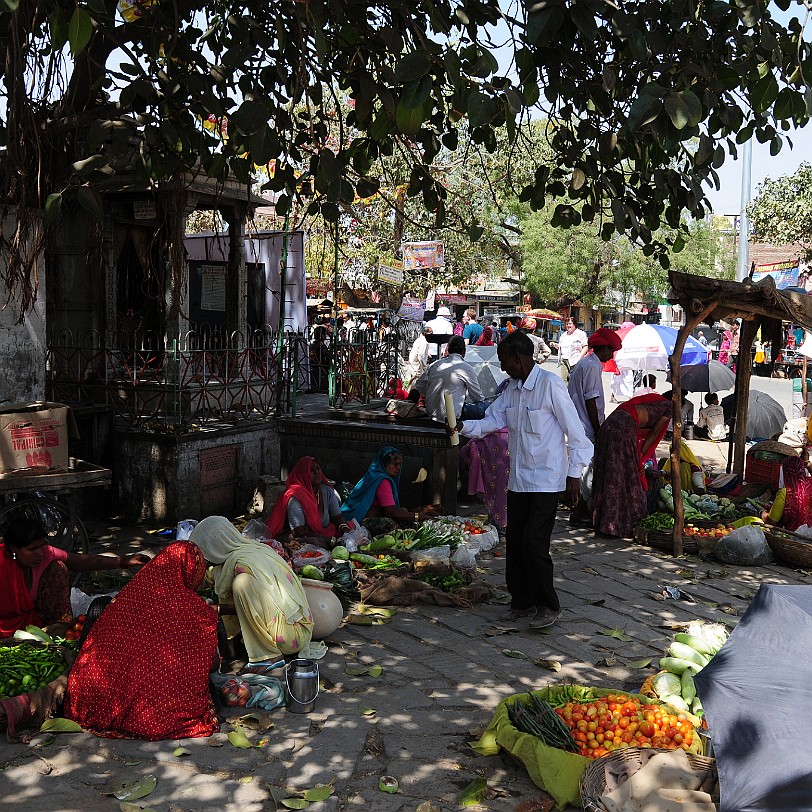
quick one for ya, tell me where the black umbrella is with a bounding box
[667,359,736,392]
[721,390,786,440]
[694,584,812,811]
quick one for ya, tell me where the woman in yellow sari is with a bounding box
[190,516,313,672]
[663,440,706,493]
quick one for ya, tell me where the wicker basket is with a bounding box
[633,525,698,555]
[579,748,718,812]
[764,527,812,568]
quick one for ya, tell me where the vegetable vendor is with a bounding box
[662,440,707,494]
[190,516,314,675]
[0,517,148,638]
[761,454,812,532]
[64,541,219,740]
[592,393,673,539]
[266,456,351,548]
[340,446,441,531]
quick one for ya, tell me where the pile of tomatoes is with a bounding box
[684,524,735,538]
[63,615,86,642]
[554,693,695,760]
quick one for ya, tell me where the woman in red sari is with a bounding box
[65,541,219,740]
[591,393,673,538]
[763,455,812,532]
[0,517,147,638]
[266,457,350,546]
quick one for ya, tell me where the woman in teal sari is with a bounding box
[340,446,441,531]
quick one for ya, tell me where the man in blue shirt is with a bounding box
[462,309,483,345]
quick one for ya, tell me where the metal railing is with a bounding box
[46,323,404,427]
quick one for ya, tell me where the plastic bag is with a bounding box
[450,542,477,569]
[209,673,284,711]
[337,521,368,553]
[795,524,812,539]
[242,518,272,540]
[410,545,451,565]
[713,525,773,565]
[176,519,198,541]
[292,543,332,570]
[70,587,118,616]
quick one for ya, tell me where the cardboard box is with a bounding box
[0,402,79,474]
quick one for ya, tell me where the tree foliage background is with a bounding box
[2,0,810,315]
[748,162,812,255]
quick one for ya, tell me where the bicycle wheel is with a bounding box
[0,497,89,556]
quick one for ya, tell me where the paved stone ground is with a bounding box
[3,510,811,812]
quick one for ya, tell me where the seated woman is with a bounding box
[662,440,707,494]
[266,457,350,547]
[64,541,219,740]
[339,446,441,532]
[190,516,313,674]
[0,517,148,638]
[762,454,812,531]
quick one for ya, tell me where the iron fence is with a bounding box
[46,323,404,427]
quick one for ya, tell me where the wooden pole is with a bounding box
[669,302,718,557]
[732,318,759,477]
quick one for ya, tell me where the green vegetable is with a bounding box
[681,670,697,704]
[691,696,704,717]
[367,535,398,551]
[651,671,682,698]
[349,552,380,566]
[660,694,690,713]
[668,642,710,667]
[659,657,702,675]
[507,695,579,752]
[673,632,715,657]
[300,565,324,581]
[330,546,349,561]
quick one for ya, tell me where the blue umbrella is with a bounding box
[615,323,709,371]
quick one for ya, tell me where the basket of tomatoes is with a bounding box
[471,684,701,811]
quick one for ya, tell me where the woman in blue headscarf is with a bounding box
[340,446,441,528]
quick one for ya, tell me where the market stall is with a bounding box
[665,271,812,555]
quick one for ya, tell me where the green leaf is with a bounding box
[467,91,497,128]
[49,8,70,50]
[502,649,527,659]
[302,785,334,802]
[367,665,382,678]
[230,100,270,135]
[111,776,157,802]
[378,776,399,794]
[2,0,20,10]
[627,658,653,669]
[395,100,424,136]
[72,155,108,175]
[345,664,370,676]
[360,707,377,716]
[664,91,703,129]
[395,52,432,83]
[227,727,254,749]
[534,658,562,672]
[173,746,190,757]
[76,186,104,222]
[40,718,82,734]
[281,799,310,809]
[627,94,661,132]
[68,8,93,57]
[43,193,63,228]
[751,72,779,113]
[460,776,488,806]
[601,628,633,642]
[401,76,432,111]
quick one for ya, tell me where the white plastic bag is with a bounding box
[70,587,118,616]
[337,521,368,553]
[242,518,272,541]
[714,525,773,565]
[410,545,451,565]
[450,542,477,569]
[176,519,198,541]
[795,524,812,539]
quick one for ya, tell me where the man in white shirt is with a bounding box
[551,318,588,382]
[568,328,622,441]
[450,330,593,629]
[425,305,454,358]
[404,326,432,386]
[412,336,484,422]
[696,392,728,441]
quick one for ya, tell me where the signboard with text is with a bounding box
[752,260,800,290]
[402,241,445,270]
[378,264,404,286]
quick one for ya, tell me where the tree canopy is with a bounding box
[748,161,812,254]
[2,0,811,312]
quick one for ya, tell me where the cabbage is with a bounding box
[652,671,682,698]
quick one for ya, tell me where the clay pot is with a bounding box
[301,578,343,639]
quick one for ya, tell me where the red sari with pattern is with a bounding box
[65,541,219,740]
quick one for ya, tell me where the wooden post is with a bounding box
[669,302,718,557]
[731,318,759,477]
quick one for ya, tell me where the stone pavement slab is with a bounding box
[4,516,812,811]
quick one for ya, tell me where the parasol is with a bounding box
[463,345,509,398]
[721,390,787,440]
[603,321,637,374]
[524,308,563,320]
[666,359,736,392]
[694,584,812,811]
[614,323,708,371]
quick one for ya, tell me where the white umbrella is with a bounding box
[615,324,709,372]
[463,345,508,398]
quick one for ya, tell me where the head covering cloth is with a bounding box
[781,456,812,532]
[340,446,402,523]
[588,327,623,351]
[265,456,337,539]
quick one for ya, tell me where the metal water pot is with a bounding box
[285,658,319,713]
